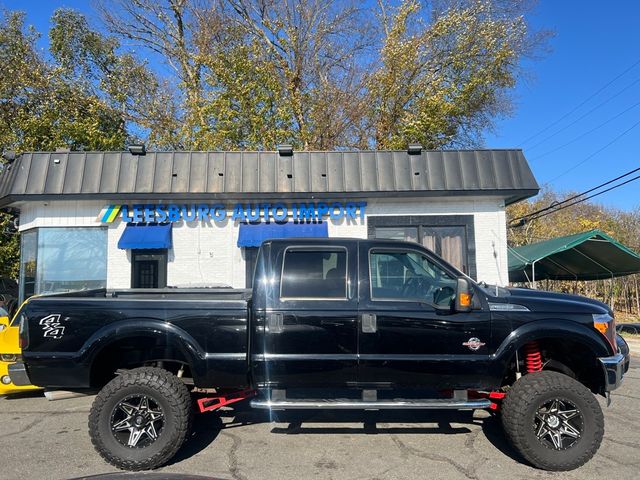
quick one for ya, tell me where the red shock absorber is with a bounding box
[523,340,543,373]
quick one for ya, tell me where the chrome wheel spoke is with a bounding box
[560,422,581,438]
[148,409,164,421]
[112,417,133,432]
[128,427,145,447]
[146,422,159,440]
[558,407,579,420]
[550,430,563,449]
[118,402,137,416]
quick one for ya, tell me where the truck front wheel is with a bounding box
[88,367,193,470]
[501,370,604,471]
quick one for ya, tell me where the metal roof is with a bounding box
[0,149,538,207]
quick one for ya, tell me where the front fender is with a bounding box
[489,319,612,380]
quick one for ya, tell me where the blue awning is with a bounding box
[118,223,172,250]
[237,222,328,247]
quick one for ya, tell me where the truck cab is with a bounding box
[250,238,489,392]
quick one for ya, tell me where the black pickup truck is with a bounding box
[10,238,630,472]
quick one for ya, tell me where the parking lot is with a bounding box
[1,357,638,480]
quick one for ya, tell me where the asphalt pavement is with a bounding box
[2,359,639,480]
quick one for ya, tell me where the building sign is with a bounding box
[98,202,367,224]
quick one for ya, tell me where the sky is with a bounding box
[2,1,640,211]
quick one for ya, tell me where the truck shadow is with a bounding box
[186,406,523,465]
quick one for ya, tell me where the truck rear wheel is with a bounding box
[501,371,604,471]
[88,367,193,470]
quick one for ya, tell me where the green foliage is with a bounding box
[368,0,526,149]
[0,212,18,279]
[0,11,126,152]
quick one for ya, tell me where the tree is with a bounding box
[0,11,126,152]
[0,210,19,279]
[366,0,530,149]
[99,0,544,150]
[99,0,208,148]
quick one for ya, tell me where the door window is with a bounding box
[369,250,457,306]
[280,248,347,299]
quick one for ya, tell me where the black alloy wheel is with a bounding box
[89,367,193,470]
[501,370,604,471]
[110,394,165,448]
[533,398,584,450]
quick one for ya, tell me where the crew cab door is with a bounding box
[357,244,492,388]
[253,242,359,388]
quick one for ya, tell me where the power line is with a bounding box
[529,100,640,161]
[526,76,640,151]
[518,58,640,146]
[510,164,640,225]
[523,173,640,223]
[548,118,640,183]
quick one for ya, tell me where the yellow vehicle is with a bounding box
[0,311,42,395]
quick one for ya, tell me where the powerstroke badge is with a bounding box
[462,337,485,351]
[39,314,65,339]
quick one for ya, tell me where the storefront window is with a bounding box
[19,230,37,301]
[421,226,466,272]
[19,228,107,301]
[370,216,474,277]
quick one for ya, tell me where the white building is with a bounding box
[0,148,538,300]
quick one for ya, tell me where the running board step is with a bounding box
[250,398,491,410]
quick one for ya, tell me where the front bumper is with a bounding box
[599,343,629,392]
[8,362,31,387]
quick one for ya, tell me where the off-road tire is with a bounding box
[88,367,193,470]
[502,371,604,471]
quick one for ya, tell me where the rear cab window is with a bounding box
[280,247,348,300]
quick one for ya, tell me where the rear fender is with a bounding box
[79,319,207,382]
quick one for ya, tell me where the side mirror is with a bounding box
[0,316,9,332]
[455,277,473,313]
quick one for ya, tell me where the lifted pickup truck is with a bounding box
[10,238,629,471]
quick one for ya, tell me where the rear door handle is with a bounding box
[361,313,377,333]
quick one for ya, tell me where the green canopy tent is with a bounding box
[508,229,640,286]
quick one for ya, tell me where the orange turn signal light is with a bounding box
[594,322,608,334]
[459,292,472,307]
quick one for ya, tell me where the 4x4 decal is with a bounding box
[39,314,65,339]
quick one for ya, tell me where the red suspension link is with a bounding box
[523,340,543,373]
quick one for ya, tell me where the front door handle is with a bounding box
[361,313,377,333]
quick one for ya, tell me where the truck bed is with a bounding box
[20,288,252,389]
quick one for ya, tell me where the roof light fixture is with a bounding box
[277,144,293,156]
[128,144,146,156]
[408,144,422,155]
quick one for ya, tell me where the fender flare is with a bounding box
[489,319,611,382]
[77,319,207,381]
